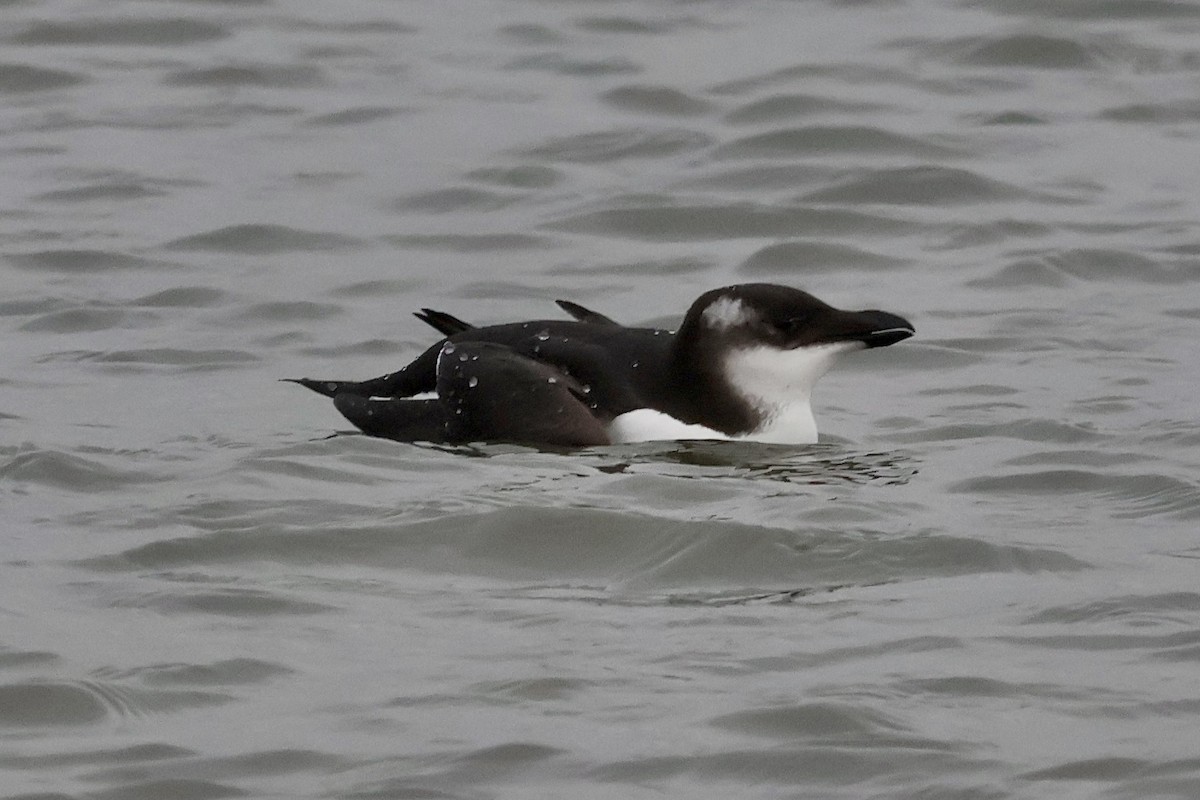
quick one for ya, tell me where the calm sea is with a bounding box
[3,1,1200,798]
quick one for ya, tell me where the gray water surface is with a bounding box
[3,1,1200,798]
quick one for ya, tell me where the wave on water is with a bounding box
[28,434,1094,611]
[161,224,366,255]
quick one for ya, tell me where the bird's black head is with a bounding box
[680,283,914,351]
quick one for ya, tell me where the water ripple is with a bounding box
[33,183,167,203]
[164,64,325,89]
[0,743,192,771]
[505,53,641,76]
[589,745,997,787]
[913,33,1100,69]
[953,469,1200,520]
[383,233,554,251]
[966,0,1200,21]
[802,166,1031,205]
[9,250,177,273]
[547,204,910,241]
[78,348,259,369]
[1022,592,1200,626]
[226,301,343,324]
[20,308,148,334]
[740,240,908,274]
[724,93,888,124]
[121,659,294,687]
[0,681,112,727]
[897,419,1102,444]
[163,225,365,254]
[710,703,911,739]
[518,127,712,163]
[0,448,163,492]
[0,62,88,93]
[80,504,1087,599]
[392,187,524,214]
[132,287,227,308]
[118,588,336,617]
[713,126,959,159]
[305,105,410,126]
[600,85,714,116]
[11,18,230,46]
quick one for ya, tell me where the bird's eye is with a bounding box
[777,315,808,335]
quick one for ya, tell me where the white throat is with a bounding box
[605,341,864,445]
[722,341,864,444]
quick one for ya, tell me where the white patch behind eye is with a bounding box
[701,296,754,330]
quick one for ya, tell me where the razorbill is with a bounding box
[287,283,914,447]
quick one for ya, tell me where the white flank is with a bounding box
[607,409,730,443]
[723,341,864,444]
[701,296,753,330]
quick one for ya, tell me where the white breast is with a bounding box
[722,341,865,444]
[605,341,864,445]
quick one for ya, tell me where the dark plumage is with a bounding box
[287,284,914,446]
